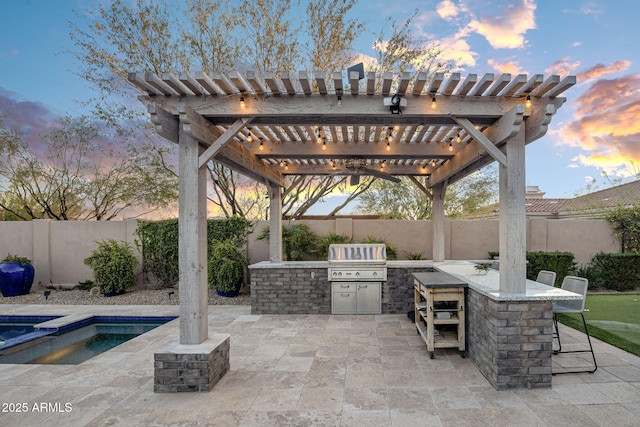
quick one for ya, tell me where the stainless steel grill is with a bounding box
[328,244,386,314]
[328,243,387,281]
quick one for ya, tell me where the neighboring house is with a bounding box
[471,179,640,219]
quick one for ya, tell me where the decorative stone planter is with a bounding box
[0,262,35,297]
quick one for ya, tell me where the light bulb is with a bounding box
[456,133,461,144]
[247,134,253,143]
[322,141,327,150]
[240,96,246,109]
[284,162,289,171]
[525,94,531,108]
[386,141,391,151]
[448,141,453,152]
[259,140,264,151]
[380,162,385,170]
[331,160,336,169]
[431,96,436,109]
[431,159,437,167]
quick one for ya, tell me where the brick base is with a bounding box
[250,266,433,314]
[466,289,553,390]
[154,334,230,392]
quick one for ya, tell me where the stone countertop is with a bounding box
[249,260,436,269]
[432,261,581,302]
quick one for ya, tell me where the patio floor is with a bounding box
[0,304,639,426]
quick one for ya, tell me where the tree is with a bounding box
[68,1,457,219]
[0,115,178,221]
[355,167,498,219]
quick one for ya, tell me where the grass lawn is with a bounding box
[556,293,640,357]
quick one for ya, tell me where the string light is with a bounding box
[316,127,322,143]
[322,140,327,150]
[525,94,532,108]
[259,139,264,151]
[456,132,461,144]
[431,159,437,167]
[279,160,285,168]
[431,96,437,109]
[247,128,253,143]
[331,160,336,169]
[448,140,454,152]
[240,95,246,109]
[380,161,385,170]
[422,165,427,172]
[386,141,391,151]
[284,162,289,171]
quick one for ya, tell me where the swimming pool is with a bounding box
[0,316,176,364]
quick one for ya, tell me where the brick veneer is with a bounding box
[249,265,433,314]
[154,334,230,392]
[465,288,553,389]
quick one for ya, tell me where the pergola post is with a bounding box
[178,128,208,344]
[432,182,447,262]
[269,184,283,263]
[498,124,527,293]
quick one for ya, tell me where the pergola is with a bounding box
[128,69,574,350]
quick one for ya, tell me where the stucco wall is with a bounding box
[0,218,620,286]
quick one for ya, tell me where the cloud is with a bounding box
[435,30,478,69]
[467,0,537,49]
[436,0,459,21]
[572,41,582,47]
[487,58,524,74]
[576,60,631,85]
[558,74,640,177]
[545,56,581,77]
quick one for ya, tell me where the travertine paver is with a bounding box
[0,304,639,426]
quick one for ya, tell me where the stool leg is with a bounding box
[580,313,598,374]
[552,313,562,354]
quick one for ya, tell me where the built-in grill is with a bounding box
[328,244,386,314]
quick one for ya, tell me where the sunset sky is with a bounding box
[1,0,638,216]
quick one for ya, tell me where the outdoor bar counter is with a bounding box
[249,260,581,389]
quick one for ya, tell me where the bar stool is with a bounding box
[552,276,597,374]
[536,270,556,287]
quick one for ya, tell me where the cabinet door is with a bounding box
[332,290,357,314]
[356,282,381,314]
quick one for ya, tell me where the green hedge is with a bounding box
[525,251,576,287]
[579,252,640,291]
[488,251,576,287]
[137,217,252,288]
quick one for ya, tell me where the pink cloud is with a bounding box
[487,58,524,74]
[436,0,459,21]
[576,60,631,85]
[545,57,581,77]
[558,74,640,176]
[468,0,536,49]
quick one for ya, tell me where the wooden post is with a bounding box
[499,124,527,293]
[269,184,283,263]
[432,182,446,262]
[178,128,208,344]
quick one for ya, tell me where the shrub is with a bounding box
[404,251,425,260]
[256,223,318,261]
[208,239,247,293]
[526,251,576,287]
[84,239,138,295]
[137,216,252,288]
[587,252,640,291]
[1,253,31,266]
[361,236,398,260]
[316,232,352,259]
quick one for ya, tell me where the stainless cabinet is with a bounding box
[331,282,381,314]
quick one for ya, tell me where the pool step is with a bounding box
[35,314,95,331]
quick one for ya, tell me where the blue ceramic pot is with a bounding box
[0,262,35,297]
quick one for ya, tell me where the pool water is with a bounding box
[0,317,175,365]
[0,317,60,341]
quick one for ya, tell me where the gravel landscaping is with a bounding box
[0,283,251,306]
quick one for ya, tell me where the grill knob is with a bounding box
[338,272,342,277]
[373,272,377,276]
[356,272,360,277]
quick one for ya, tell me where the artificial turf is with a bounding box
[556,293,640,357]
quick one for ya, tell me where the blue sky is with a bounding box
[1,0,639,215]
